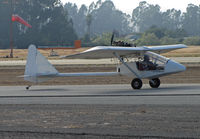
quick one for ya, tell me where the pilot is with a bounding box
[144,55,150,62]
[143,55,155,70]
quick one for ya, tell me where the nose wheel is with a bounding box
[149,78,160,88]
[131,78,143,89]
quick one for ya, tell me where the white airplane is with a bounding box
[23,44,187,90]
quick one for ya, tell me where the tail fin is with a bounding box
[24,44,58,83]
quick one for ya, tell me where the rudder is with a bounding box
[24,44,58,83]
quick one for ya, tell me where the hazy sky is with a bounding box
[61,0,200,15]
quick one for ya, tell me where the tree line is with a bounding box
[1,0,200,49]
[66,0,200,46]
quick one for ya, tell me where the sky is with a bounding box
[61,0,200,15]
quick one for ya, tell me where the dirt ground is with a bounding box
[0,64,199,86]
[0,104,200,138]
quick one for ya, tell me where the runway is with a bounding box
[1,84,200,138]
[0,84,200,105]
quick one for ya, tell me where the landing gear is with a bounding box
[149,78,160,88]
[26,85,31,90]
[131,78,143,89]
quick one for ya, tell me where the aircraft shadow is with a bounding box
[100,85,199,95]
[24,85,199,96]
[27,88,69,92]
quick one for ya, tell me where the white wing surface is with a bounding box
[61,44,187,59]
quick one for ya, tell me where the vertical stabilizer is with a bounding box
[25,45,37,76]
[24,44,58,83]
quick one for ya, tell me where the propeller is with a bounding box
[111,31,115,46]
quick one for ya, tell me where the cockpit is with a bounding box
[136,52,169,71]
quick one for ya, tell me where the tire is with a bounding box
[131,78,143,89]
[149,78,160,88]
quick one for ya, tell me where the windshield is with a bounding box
[136,52,169,71]
[144,51,169,66]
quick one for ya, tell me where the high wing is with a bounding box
[61,44,187,59]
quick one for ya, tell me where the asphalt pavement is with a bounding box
[0,84,200,138]
[0,84,200,105]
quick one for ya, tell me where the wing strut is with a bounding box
[113,52,141,79]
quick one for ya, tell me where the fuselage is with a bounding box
[117,51,186,79]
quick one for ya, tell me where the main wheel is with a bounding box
[149,78,160,88]
[131,78,143,89]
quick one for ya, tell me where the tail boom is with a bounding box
[24,45,118,83]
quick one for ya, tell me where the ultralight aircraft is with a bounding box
[22,42,187,90]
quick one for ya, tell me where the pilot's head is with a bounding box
[144,55,149,61]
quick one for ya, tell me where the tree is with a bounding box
[64,3,87,37]
[90,1,133,35]
[161,9,182,30]
[65,0,133,38]
[145,26,165,39]
[0,0,12,48]
[91,32,112,46]
[182,4,200,36]
[132,1,162,32]
[11,0,77,48]
[86,14,92,40]
[183,36,200,45]
[136,33,160,45]
[160,36,179,45]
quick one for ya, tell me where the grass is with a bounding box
[0,46,200,60]
[163,46,200,57]
[0,48,88,60]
